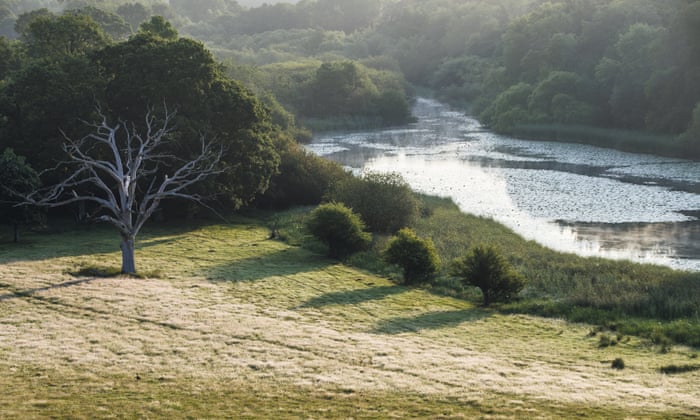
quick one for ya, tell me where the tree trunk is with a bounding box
[482,288,491,307]
[120,234,136,274]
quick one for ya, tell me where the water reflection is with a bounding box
[307,98,700,271]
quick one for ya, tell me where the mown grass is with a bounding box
[2,219,700,418]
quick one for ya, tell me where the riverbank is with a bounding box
[509,123,690,160]
[269,197,700,348]
[308,97,700,270]
[434,94,693,160]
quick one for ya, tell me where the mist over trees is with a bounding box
[2,0,700,229]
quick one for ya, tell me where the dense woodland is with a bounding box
[2,0,700,223]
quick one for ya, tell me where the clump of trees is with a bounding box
[305,202,371,259]
[383,228,440,285]
[451,245,525,306]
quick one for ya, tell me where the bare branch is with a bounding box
[21,105,222,242]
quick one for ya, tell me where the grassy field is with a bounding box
[1,219,700,418]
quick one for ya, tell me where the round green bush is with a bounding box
[611,358,625,370]
[383,228,440,285]
[327,171,419,234]
[450,245,525,306]
[305,202,371,258]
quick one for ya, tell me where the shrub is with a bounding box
[327,171,419,233]
[450,245,525,306]
[611,358,625,370]
[255,136,348,209]
[383,228,440,285]
[305,202,371,259]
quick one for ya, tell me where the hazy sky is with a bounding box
[237,0,300,6]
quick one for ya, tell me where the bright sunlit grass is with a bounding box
[1,218,700,418]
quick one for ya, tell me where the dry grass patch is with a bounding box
[1,222,699,418]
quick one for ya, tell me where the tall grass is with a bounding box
[275,195,700,347]
[511,123,681,158]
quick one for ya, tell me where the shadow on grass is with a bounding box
[0,277,101,301]
[203,246,334,283]
[300,285,406,308]
[372,308,491,335]
[0,224,191,263]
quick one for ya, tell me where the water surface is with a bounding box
[307,98,700,271]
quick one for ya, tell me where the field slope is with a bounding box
[1,222,699,418]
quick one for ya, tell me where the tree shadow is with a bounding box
[299,285,406,308]
[0,225,190,263]
[203,246,334,283]
[371,308,492,335]
[0,277,101,302]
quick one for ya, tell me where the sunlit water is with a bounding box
[307,98,700,271]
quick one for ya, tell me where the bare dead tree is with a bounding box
[24,107,223,274]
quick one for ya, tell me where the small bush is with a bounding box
[611,358,625,370]
[450,245,525,306]
[598,334,617,348]
[305,202,371,259]
[383,228,440,285]
[327,172,420,233]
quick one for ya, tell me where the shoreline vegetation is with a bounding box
[266,194,700,349]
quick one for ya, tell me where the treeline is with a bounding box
[175,0,700,157]
[4,0,700,157]
[383,0,700,156]
[0,6,374,230]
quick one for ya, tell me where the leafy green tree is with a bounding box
[139,15,177,39]
[451,245,525,306]
[481,82,533,132]
[24,12,108,58]
[256,136,347,209]
[73,6,131,41]
[14,8,52,41]
[306,202,371,259]
[383,228,440,285]
[96,31,279,208]
[0,55,104,176]
[116,2,150,32]
[0,148,41,242]
[327,171,419,234]
[306,61,379,117]
[0,36,21,79]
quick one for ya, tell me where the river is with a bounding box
[306,98,700,271]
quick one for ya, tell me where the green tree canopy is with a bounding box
[0,148,42,242]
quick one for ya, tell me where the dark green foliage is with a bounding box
[659,364,700,375]
[680,102,700,159]
[451,245,525,306]
[116,2,149,32]
[95,33,279,208]
[0,148,42,242]
[139,15,177,40]
[383,228,440,285]
[305,202,371,259]
[255,136,348,209]
[72,6,131,41]
[327,172,419,234]
[611,358,625,370]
